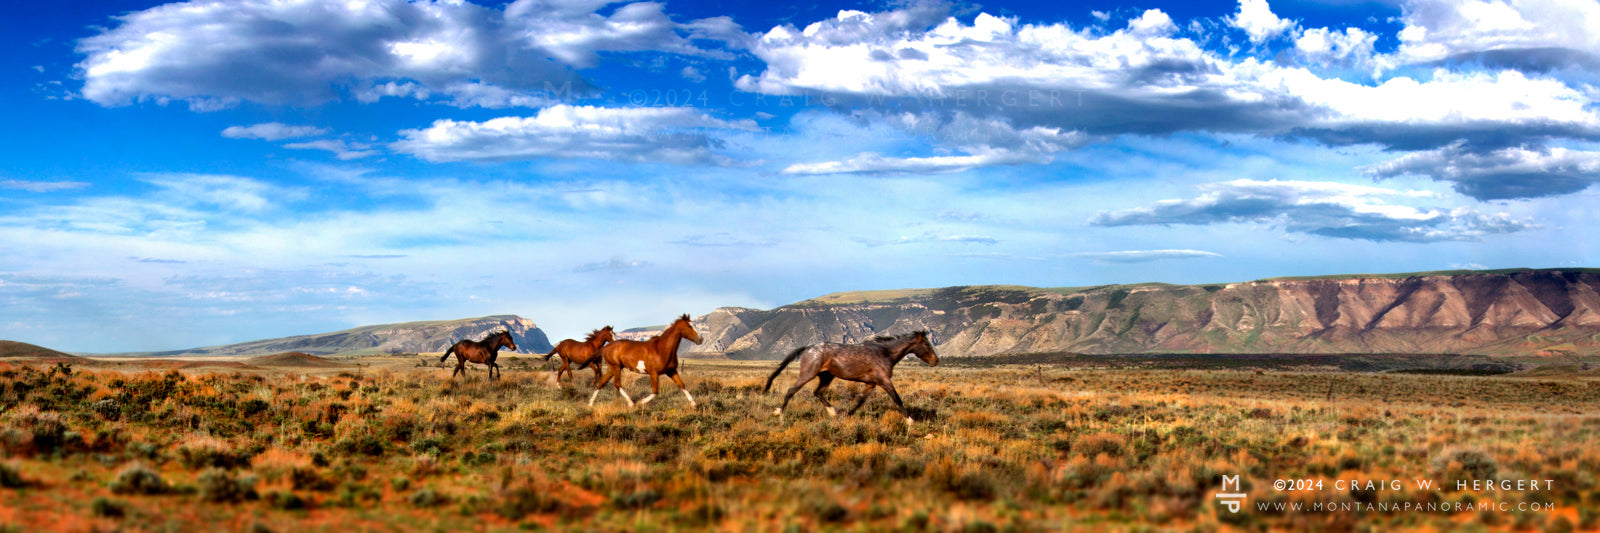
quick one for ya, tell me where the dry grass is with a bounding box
[0,358,1595,531]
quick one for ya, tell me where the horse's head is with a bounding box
[598,325,615,343]
[497,330,518,352]
[670,313,703,345]
[907,330,939,366]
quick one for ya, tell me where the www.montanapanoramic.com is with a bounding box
[1255,501,1558,513]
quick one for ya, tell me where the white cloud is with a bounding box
[1090,179,1538,243]
[391,105,758,164]
[1073,249,1223,264]
[1362,141,1600,200]
[782,150,1040,175]
[75,0,743,109]
[855,231,999,247]
[574,257,652,273]
[282,139,379,160]
[1229,0,1295,44]
[221,122,329,141]
[1,180,90,193]
[1391,0,1600,69]
[735,1,1600,154]
[1294,27,1378,67]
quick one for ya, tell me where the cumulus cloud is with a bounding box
[1294,27,1378,67]
[1073,249,1223,264]
[75,0,743,109]
[221,123,328,141]
[1362,142,1600,200]
[736,3,1600,151]
[391,105,758,164]
[1228,0,1295,44]
[1391,0,1600,71]
[1,180,90,193]
[1090,179,1538,243]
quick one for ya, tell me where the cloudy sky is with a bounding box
[3,0,1597,352]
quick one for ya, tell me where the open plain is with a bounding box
[1,353,1597,531]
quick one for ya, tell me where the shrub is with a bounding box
[109,464,167,495]
[0,462,28,488]
[409,487,447,508]
[265,490,308,511]
[177,439,252,470]
[197,468,256,503]
[91,497,125,518]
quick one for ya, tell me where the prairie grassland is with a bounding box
[0,357,1597,532]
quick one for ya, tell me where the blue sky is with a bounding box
[3,0,1598,352]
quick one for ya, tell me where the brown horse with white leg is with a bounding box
[543,326,615,387]
[764,330,938,425]
[589,314,702,408]
[440,330,517,380]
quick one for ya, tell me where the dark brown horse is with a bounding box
[588,314,703,408]
[439,330,518,380]
[543,326,615,387]
[764,330,938,425]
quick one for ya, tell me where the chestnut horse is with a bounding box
[439,330,518,380]
[543,326,615,387]
[588,314,702,408]
[764,330,938,425]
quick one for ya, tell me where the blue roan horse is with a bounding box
[764,331,939,425]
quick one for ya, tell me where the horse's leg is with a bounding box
[589,362,614,406]
[590,361,604,389]
[667,370,696,407]
[878,379,914,426]
[614,364,635,407]
[846,383,877,416]
[776,358,822,417]
[555,357,568,383]
[637,372,660,406]
[451,357,464,379]
[812,372,838,416]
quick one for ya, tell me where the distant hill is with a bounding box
[123,315,552,357]
[678,268,1600,358]
[247,352,348,368]
[0,340,85,361]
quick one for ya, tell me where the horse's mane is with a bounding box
[867,330,927,345]
[583,327,610,342]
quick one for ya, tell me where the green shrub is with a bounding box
[109,464,167,495]
[197,468,256,503]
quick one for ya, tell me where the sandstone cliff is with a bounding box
[680,269,1600,358]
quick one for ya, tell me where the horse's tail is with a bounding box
[543,348,558,361]
[763,346,807,393]
[439,344,455,363]
[574,358,594,371]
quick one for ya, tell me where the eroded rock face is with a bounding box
[684,270,1600,358]
[163,315,552,357]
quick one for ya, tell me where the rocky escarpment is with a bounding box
[680,269,1600,358]
[131,315,552,357]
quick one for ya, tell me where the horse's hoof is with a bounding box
[826,407,837,417]
[904,417,914,426]
[773,408,782,417]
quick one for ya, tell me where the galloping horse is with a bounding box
[543,326,615,387]
[440,330,518,380]
[589,314,702,408]
[764,330,939,425]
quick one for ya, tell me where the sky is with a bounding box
[2,0,1598,352]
